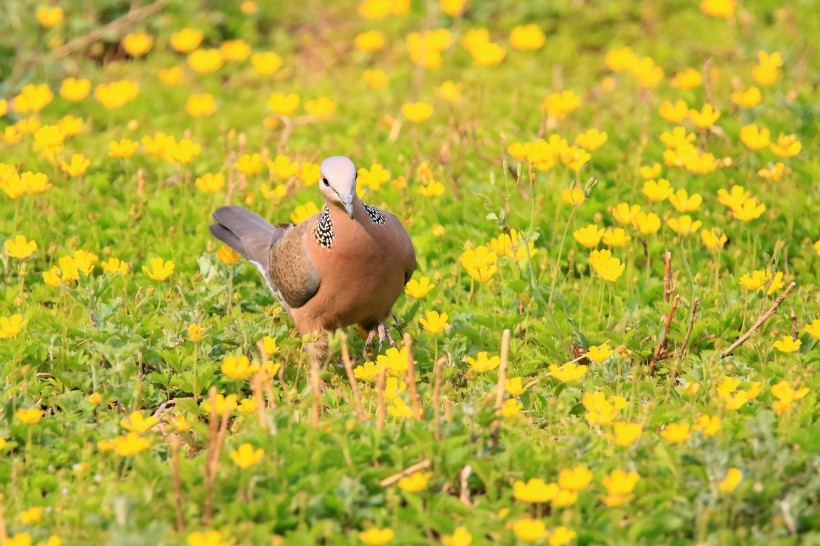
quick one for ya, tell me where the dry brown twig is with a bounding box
[460,465,473,506]
[650,295,680,371]
[376,366,387,431]
[663,251,673,303]
[403,334,422,421]
[490,329,511,447]
[170,435,185,532]
[379,459,432,487]
[340,335,366,422]
[790,310,799,340]
[677,297,701,358]
[432,356,445,439]
[721,282,797,358]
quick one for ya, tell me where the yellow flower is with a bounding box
[660,422,690,444]
[461,245,498,282]
[542,90,581,120]
[405,276,435,298]
[201,393,238,415]
[739,124,770,150]
[290,202,320,224]
[397,471,432,493]
[611,421,642,447]
[769,133,801,158]
[671,68,702,89]
[401,101,434,123]
[573,224,604,248]
[575,128,607,151]
[195,173,226,194]
[804,319,820,341]
[466,351,500,373]
[658,99,689,123]
[13,84,54,114]
[441,527,472,546]
[719,467,743,493]
[641,178,673,202]
[167,138,202,164]
[630,56,664,89]
[220,39,252,62]
[186,93,217,118]
[558,466,592,491]
[588,250,625,282]
[187,49,224,73]
[419,311,449,334]
[700,0,735,17]
[667,215,702,235]
[758,162,789,182]
[60,154,90,177]
[610,202,641,226]
[187,530,228,546]
[170,28,203,52]
[159,67,184,87]
[717,184,752,209]
[188,324,203,342]
[235,153,264,176]
[100,258,129,275]
[547,526,576,546]
[669,189,702,212]
[120,411,158,434]
[358,528,394,546]
[89,392,103,405]
[440,0,467,16]
[19,507,43,525]
[114,432,150,456]
[358,163,391,191]
[639,163,661,180]
[601,469,639,506]
[142,257,175,281]
[512,519,546,543]
[772,335,800,353]
[513,478,558,503]
[59,77,91,102]
[561,187,586,206]
[693,414,721,437]
[660,126,695,149]
[36,5,64,28]
[751,51,782,85]
[730,197,766,222]
[770,380,808,414]
[501,398,524,418]
[602,228,630,247]
[509,24,545,51]
[354,30,385,52]
[122,33,153,57]
[362,69,389,90]
[700,228,727,252]
[353,361,382,382]
[635,212,661,235]
[108,138,139,159]
[583,392,625,425]
[16,407,43,425]
[731,86,762,108]
[5,235,37,259]
[505,377,528,396]
[469,41,505,67]
[305,96,336,119]
[605,46,636,72]
[437,80,462,102]
[94,80,139,109]
[222,355,254,380]
[0,314,27,338]
[561,147,591,172]
[251,51,284,75]
[230,443,264,469]
[689,104,720,129]
[549,362,588,383]
[377,347,409,376]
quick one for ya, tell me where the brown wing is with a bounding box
[268,222,320,309]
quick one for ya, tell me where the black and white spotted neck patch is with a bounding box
[363,202,387,225]
[314,206,334,248]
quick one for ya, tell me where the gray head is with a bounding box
[319,156,357,218]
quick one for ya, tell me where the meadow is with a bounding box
[0,0,818,544]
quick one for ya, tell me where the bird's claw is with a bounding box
[363,321,395,358]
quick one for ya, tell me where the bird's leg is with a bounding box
[363,327,378,359]
[377,321,396,349]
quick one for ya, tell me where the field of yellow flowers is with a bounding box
[1,0,818,544]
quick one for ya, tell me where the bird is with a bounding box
[209,155,416,363]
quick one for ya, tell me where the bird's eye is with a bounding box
[322,177,329,186]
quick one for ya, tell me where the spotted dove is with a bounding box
[209,156,416,359]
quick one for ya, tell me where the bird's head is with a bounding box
[319,156,357,218]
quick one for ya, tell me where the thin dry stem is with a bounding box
[340,335,366,422]
[403,334,422,421]
[170,435,185,532]
[663,251,673,303]
[379,459,432,487]
[310,360,321,427]
[790,310,799,340]
[650,295,680,371]
[376,366,387,430]
[678,297,701,358]
[432,356,445,439]
[490,329,511,446]
[721,282,797,358]
[459,465,473,506]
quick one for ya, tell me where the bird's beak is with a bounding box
[340,194,355,218]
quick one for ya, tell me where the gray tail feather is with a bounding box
[210,206,280,262]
